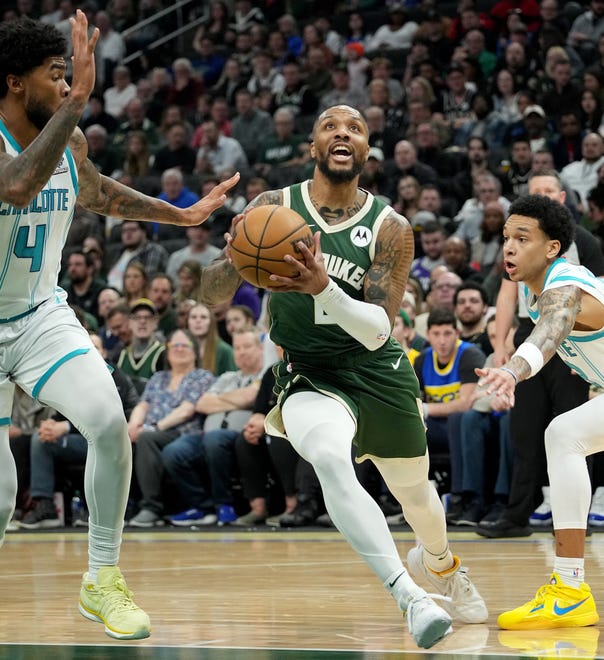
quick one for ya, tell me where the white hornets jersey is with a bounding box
[525,258,604,388]
[0,119,78,322]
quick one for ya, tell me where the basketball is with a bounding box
[230,205,315,288]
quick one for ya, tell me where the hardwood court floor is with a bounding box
[1,527,604,660]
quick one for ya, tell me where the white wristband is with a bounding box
[512,342,544,378]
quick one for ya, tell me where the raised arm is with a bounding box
[198,189,284,306]
[72,135,239,226]
[476,284,581,406]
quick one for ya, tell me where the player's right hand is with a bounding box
[68,9,99,105]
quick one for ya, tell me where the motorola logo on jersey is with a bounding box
[350,226,372,247]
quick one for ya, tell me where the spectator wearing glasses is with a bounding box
[127,329,216,527]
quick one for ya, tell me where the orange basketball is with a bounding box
[230,205,315,288]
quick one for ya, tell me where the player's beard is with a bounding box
[316,151,365,184]
[25,96,54,131]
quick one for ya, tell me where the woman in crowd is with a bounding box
[122,261,149,307]
[128,329,215,527]
[187,302,236,376]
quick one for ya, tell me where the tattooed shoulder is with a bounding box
[244,189,283,211]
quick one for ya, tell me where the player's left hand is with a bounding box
[267,231,329,295]
[182,172,240,226]
[475,366,516,410]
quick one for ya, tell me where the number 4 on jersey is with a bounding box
[14,224,46,272]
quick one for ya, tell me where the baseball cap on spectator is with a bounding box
[411,210,437,229]
[523,105,546,118]
[368,147,385,162]
[130,298,157,316]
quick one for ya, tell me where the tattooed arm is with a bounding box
[365,209,414,325]
[73,134,239,226]
[198,189,284,305]
[476,285,581,408]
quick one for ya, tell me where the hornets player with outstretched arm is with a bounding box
[198,105,488,649]
[0,12,238,640]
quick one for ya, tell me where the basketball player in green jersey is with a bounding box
[199,105,487,649]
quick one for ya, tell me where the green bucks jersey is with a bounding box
[269,180,392,361]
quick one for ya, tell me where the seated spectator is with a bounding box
[19,334,139,529]
[231,88,273,165]
[80,93,118,135]
[166,57,205,115]
[148,273,178,339]
[211,57,247,108]
[384,140,438,202]
[304,46,335,99]
[167,225,221,283]
[391,309,421,365]
[157,168,199,208]
[453,174,511,244]
[413,307,486,523]
[103,64,137,119]
[191,35,226,88]
[392,175,421,223]
[121,262,148,308]
[273,59,319,131]
[157,104,195,148]
[127,329,216,527]
[415,270,463,338]
[106,221,169,291]
[254,107,309,183]
[122,130,151,178]
[63,250,106,326]
[187,302,236,376]
[247,49,285,98]
[163,329,265,526]
[453,281,493,356]
[364,105,401,160]
[410,221,446,295]
[470,201,506,299]
[191,1,231,48]
[194,119,249,178]
[551,111,584,172]
[442,236,483,284]
[174,260,203,305]
[318,63,367,113]
[190,96,231,149]
[225,304,257,342]
[104,302,132,363]
[96,287,123,356]
[560,132,604,210]
[117,298,166,391]
[112,96,159,156]
[367,5,418,52]
[85,124,123,178]
[152,123,198,175]
[500,138,533,200]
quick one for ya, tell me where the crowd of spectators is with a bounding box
[7,0,604,532]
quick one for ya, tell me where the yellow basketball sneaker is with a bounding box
[79,566,151,640]
[498,574,599,630]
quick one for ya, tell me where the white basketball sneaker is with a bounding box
[407,545,488,624]
[405,594,452,649]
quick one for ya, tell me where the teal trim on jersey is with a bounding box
[64,147,79,196]
[551,275,598,289]
[0,300,43,323]
[32,347,90,398]
[0,417,11,426]
[569,329,604,341]
[0,119,22,153]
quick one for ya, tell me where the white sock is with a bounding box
[88,521,122,582]
[383,569,426,611]
[553,556,585,588]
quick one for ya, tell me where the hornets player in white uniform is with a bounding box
[0,12,238,640]
[478,193,604,630]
